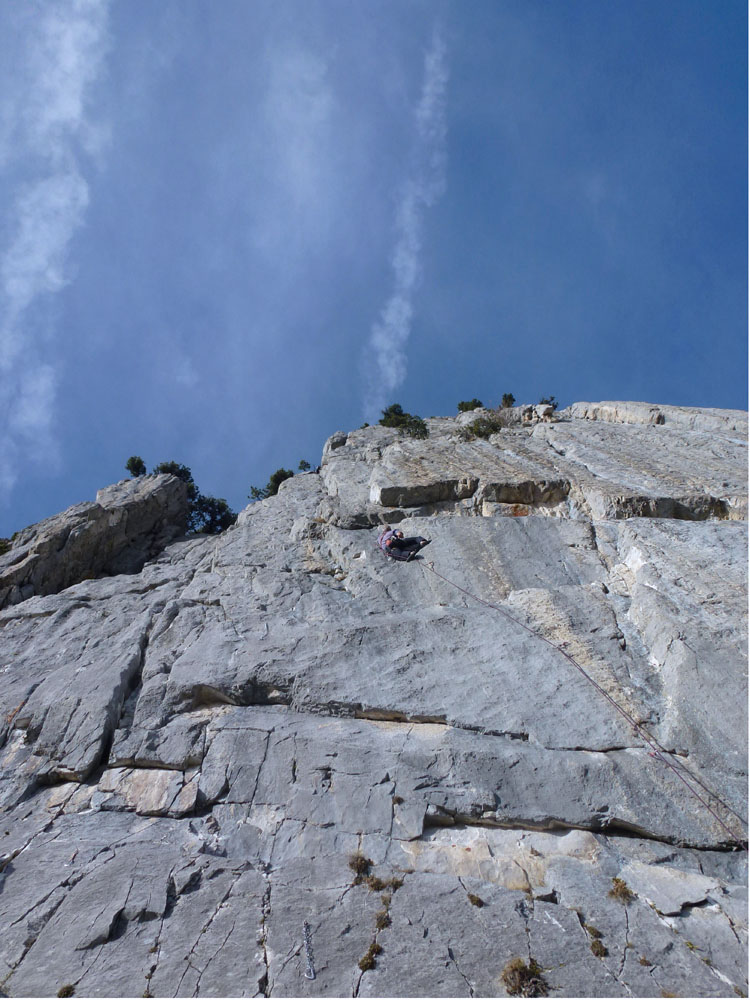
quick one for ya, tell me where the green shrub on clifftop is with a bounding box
[249,468,295,501]
[126,455,147,477]
[379,403,428,439]
[124,458,237,534]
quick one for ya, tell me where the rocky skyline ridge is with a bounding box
[0,401,746,998]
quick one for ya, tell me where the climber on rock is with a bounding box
[377,525,431,562]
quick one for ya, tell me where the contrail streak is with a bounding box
[362,26,448,422]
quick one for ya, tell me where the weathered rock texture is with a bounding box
[0,403,746,998]
[0,474,189,610]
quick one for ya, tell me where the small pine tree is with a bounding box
[539,395,558,411]
[191,495,237,534]
[126,455,146,477]
[379,403,428,439]
[380,403,405,425]
[501,393,516,409]
[151,461,236,533]
[457,399,483,412]
[249,468,295,501]
[298,460,311,472]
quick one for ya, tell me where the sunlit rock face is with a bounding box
[0,473,189,610]
[0,403,746,998]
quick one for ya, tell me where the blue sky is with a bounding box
[0,0,746,536]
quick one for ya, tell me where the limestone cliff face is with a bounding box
[0,403,746,998]
[0,473,189,610]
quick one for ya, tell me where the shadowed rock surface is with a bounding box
[0,474,189,610]
[0,403,746,998]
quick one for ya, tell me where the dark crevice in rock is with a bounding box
[536,889,559,904]
[544,742,637,753]
[607,494,736,522]
[191,681,292,712]
[418,808,740,852]
[311,700,531,743]
[96,611,163,776]
[456,721,529,741]
[354,707,448,726]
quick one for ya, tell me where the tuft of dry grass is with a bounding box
[364,875,388,892]
[501,957,549,998]
[590,939,608,958]
[348,852,372,875]
[358,940,382,972]
[467,893,485,907]
[608,877,635,904]
[348,853,372,882]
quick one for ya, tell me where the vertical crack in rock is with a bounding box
[258,878,272,998]
[155,871,177,950]
[193,916,238,996]
[447,941,475,998]
[618,907,630,980]
[173,867,247,996]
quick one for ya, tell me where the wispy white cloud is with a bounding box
[264,45,334,208]
[362,25,448,421]
[0,0,110,499]
[251,43,336,259]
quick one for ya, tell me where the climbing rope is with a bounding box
[421,559,747,849]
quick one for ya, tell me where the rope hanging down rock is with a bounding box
[421,559,747,849]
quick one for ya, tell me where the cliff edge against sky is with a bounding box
[0,401,746,998]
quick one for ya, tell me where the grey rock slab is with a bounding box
[525,898,630,998]
[147,861,267,998]
[110,711,209,770]
[0,473,189,610]
[568,400,748,436]
[3,600,156,782]
[262,856,382,998]
[0,552,200,780]
[198,724,269,806]
[318,404,746,522]
[355,873,501,998]
[4,821,176,997]
[368,434,569,509]
[181,706,734,850]
[533,419,747,520]
[604,518,747,814]
[619,859,722,916]
[94,765,199,817]
[0,402,746,998]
